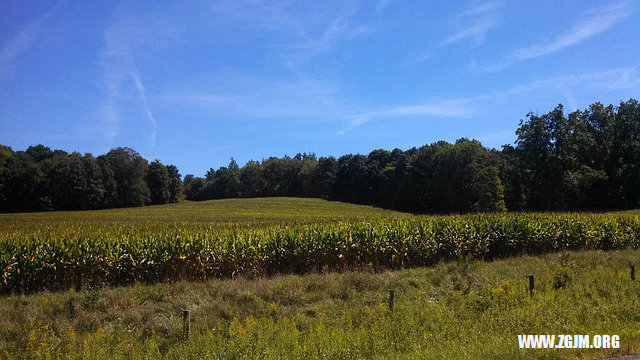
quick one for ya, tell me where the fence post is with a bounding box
[528,275,534,297]
[631,264,635,280]
[388,289,395,312]
[182,309,190,340]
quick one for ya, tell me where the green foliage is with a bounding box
[145,160,171,205]
[165,164,183,203]
[41,152,106,210]
[1,151,46,211]
[0,145,182,212]
[513,99,640,210]
[406,138,506,213]
[0,145,11,207]
[99,147,151,207]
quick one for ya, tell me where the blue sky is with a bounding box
[1,0,639,176]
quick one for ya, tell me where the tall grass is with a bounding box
[4,250,640,359]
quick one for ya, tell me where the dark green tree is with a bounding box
[514,106,565,209]
[312,157,337,200]
[99,147,150,207]
[145,160,171,205]
[40,152,105,210]
[206,158,241,199]
[239,161,264,197]
[0,145,13,207]
[0,152,45,211]
[333,154,374,204]
[166,164,183,203]
[184,177,206,200]
[609,99,640,208]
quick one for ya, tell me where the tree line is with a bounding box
[1,99,638,213]
[183,99,640,213]
[0,146,182,212]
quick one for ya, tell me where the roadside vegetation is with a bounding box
[1,249,639,359]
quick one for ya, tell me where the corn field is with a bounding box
[2,206,639,294]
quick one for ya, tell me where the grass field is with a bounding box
[1,198,640,358]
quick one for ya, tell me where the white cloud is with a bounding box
[154,73,342,120]
[129,69,157,147]
[98,9,165,146]
[375,0,394,12]
[598,64,640,101]
[443,17,499,45]
[338,97,481,134]
[211,0,364,67]
[486,1,633,71]
[311,1,359,54]
[408,1,501,65]
[442,1,501,46]
[157,66,640,137]
[0,3,62,76]
[98,19,129,142]
[505,67,640,95]
[384,99,479,117]
[338,66,640,134]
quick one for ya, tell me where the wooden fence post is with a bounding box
[528,275,534,297]
[631,264,635,280]
[388,290,395,312]
[182,309,190,340]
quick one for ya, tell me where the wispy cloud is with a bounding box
[485,1,633,71]
[307,1,360,55]
[469,66,640,145]
[0,3,62,76]
[0,105,25,123]
[154,72,342,120]
[505,67,640,95]
[598,64,639,101]
[408,1,501,65]
[129,69,157,147]
[384,99,481,118]
[375,0,394,12]
[98,9,165,146]
[442,17,499,46]
[157,65,639,137]
[211,0,364,66]
[338,66,640,134]
[99,15,131,142]
[442,1,501,46]
[337,97,482,135]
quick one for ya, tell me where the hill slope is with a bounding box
[0,197,411,230]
